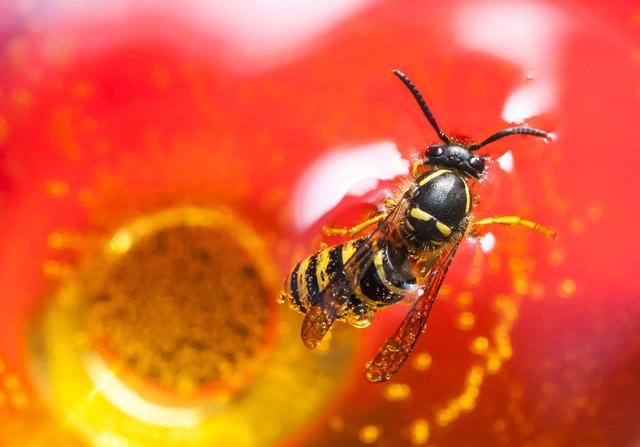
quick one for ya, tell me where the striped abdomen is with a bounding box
[281,238,416,319]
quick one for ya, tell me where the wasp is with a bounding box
[280,70,556,383]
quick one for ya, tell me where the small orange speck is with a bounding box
[493,294,511,310]
[549,247,565,266]
[383,383,411,401]
[456,290,473,307]
[438,283,452,298]
[45,180,70,197]
[531,281,545,299]
[467,366,484,387]
[457,311,475,330]
[47,232,65,249]
[632,9,640,27]
[569,218,585,234]
[486,353,502,374]
[10,391,28,410]
[497,341,513,359]
[435,408,455,427]
[513,273,529,295]
[494,419,507,432]
[3,373,20,390]
[458,392,476,411]
[42,260,72,279]
[359,425,380,444]
[409,419,430,445]
[329,416,345,432]
[471,336,489,354]
[586,204,603,221]
[412,352,432,371]
[558,279,576,298]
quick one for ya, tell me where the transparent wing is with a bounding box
[365,234,464,382]
[301,198,409,349]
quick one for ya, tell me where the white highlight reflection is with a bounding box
[497,150,514,173]
[293,141,408,231]
[85,353,202,428]
[29,0,374,72]
[188,0,373,66]
[455,1,570,123]
[480,232,496,253]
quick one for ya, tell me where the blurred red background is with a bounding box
[1,0,639,446]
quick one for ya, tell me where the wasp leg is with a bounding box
[323,214,385,237]
[473,216,557,239]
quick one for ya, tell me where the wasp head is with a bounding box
[392,69,550,178]
[423,144,485,179]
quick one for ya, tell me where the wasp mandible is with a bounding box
[279,70,556,383]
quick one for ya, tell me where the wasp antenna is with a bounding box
[469,127,549,151]
[392,70,450,144]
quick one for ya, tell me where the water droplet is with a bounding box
[366,370,382,383]
[346,304,374,328]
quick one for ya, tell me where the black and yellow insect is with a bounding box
[280,70,556,383]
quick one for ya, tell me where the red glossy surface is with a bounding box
[1,0,639,446]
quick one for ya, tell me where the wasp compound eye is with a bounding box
[469,156,484,172]
[426,146,443,157]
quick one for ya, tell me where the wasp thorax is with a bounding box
[405,170,471,245]
[425,144,485,178]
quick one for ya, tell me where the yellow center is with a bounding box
[29,206,357,447]
[87,224,271,393]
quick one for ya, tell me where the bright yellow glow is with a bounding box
[412,352,432,371]
[558,278,577,298]
[456,291,474,307]
[45,179,69,197]
[467,367,484,387]
[471,336,489,354]
[409,419,429,445]
[358,425,380,444]
[85,353,202,428]
[383,383,411,401]
[29,206,358,447]
[108,231,132,254]
[486,353,502,374]
[457,311,476,330]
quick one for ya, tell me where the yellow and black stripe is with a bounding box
[281,238,416,316]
